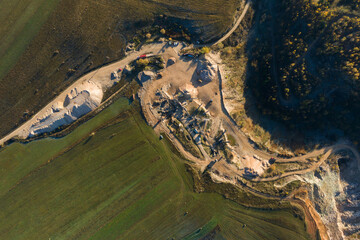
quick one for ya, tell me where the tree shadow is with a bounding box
[237,1,323,152]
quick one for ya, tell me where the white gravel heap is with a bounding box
[28,81,103,137]
[138,71,155,83]
[196,56,217,82]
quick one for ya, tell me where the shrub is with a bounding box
[216,42,224,49]
[200,47,210,54]
[136,58,149,67]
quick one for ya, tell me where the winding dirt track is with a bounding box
[213,1,251,45]
[252,144,360,182]
[191,0,251,48]
[210,51,360,176]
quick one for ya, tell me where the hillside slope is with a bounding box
[248,0,360,141]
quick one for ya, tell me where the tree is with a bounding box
[160,29,166,35]
[136,58,149,68]
[216,42,224,49]
[146,33,152,39]
[200,47,210,54]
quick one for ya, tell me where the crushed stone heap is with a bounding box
[196,56,217,82]
[28,81,103,137]
[138,70,155,83]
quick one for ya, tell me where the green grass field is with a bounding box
[0,98,310,240]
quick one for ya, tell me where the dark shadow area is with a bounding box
[337,155,360,237]
[237,0,360,152]
[338,157,358,184]
[179,55,196,63]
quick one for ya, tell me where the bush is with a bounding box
[216,42,224,49]
[200,47,210,54]
[136,58,149,67]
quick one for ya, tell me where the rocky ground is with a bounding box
[298,151,360,239]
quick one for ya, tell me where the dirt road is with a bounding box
[213,1,251,45]
[190,0,251,49]
[0,42,167,146]
[251,143,360,182]
[211,51,360,177]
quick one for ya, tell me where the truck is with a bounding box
[182,53,195,58]
[137,53,154,60]
[111,71,118,80]
[137,54,147,60]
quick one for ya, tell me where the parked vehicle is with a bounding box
[111,71,118,80]
[182,53,194,58]
[269,158,276,164]
[137,54,147,59]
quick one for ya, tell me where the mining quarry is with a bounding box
[1,39,360,239]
